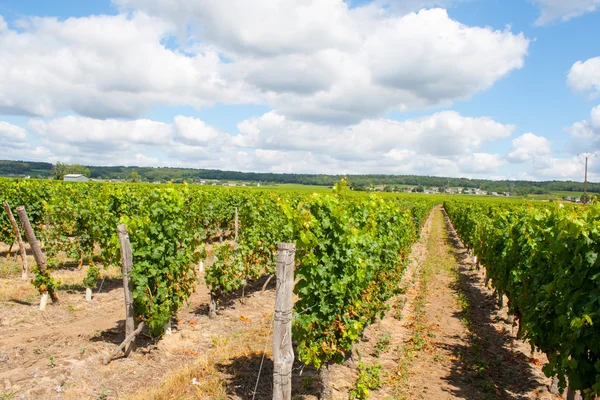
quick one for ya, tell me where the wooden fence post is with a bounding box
[16,206,58,309]
[273,243,295,400]
[3,202,28,280]
[209,291,217,319]
[235,207,239,242]
[117,224,136,356]
[566,386,582,400]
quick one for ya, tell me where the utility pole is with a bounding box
[581,153,595,205]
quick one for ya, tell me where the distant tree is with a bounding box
[52,162,68,180]
[130,171,141,182]
[68,164,91,177]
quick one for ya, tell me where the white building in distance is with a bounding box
[64,174,89,182]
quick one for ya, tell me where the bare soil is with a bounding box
[0,243,317,399]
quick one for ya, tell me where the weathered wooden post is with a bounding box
[16,206,58,309]
[209,291,217,319]
[3,202,28,279]
[117,224,136,356]
[234,207,239,242]
[566,386,582,400]
[273,243,295,400]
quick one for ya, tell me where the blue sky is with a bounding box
[0,0,599,181]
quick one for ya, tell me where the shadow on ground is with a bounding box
[440,212,550,400]
[193,274,275,316]
[217,351,320,399]
[58,277,122,294]
[90,319,158,353]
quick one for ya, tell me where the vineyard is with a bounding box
[445,198,600,398]
[0,177,596,399]
[0,178,437,398]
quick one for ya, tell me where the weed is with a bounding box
[302,376,313,392]
[349,361,383,399]
[393,297,406,320]
[48,355,56,368]
[373,333,392,356]
[95,388,109,400]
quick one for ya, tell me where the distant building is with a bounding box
[63,174,89,182]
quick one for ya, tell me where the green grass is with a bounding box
[252,183,332,191]
[550,191,584,198]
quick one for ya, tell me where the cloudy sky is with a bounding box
[0,0,599,181]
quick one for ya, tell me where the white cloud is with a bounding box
[0,2,529,124]
[567,105,600,154]
[9,110,596,181]
[0,13,250,119]
[14,110,514,177]
[568,57,600,98]
[532,0,600,25]
[173,116,227,146]
[234,110,513,160]
[507,132,552,164]
[457,153,506,174]
[109,1,528,123]
[0,121,29,148]
[535,157,588,180]
[28,116,173,153]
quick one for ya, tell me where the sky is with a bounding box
[0,0,599,181]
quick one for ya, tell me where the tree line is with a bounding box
[0,159,597,194]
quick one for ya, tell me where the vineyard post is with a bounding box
[566,386,582,400]
[234,207,239,242]
[273,243,295,400]
[3,202,28,280]
[16,206,58,309]
[117,224,136,356]
[209,291,217,319]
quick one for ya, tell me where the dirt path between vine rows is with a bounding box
[393,206,557,400]
[326,206,558,399]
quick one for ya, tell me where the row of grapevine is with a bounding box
[0,177,436,372]
[445,199,600,396]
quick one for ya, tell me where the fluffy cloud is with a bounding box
[568,105,600,152]
[28,116,173,152]
[0,121,29,148]
[233,111,513,162]
[0,1,529,123]
[0,13,249,119]
[532,0,600,25]
[156,1,529,122]
[568,57,600,98]
[535,157,590,180]
[173,116,228,146]
[10,110,596,180]
[12,110,514,177]
[507,133,552,164]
